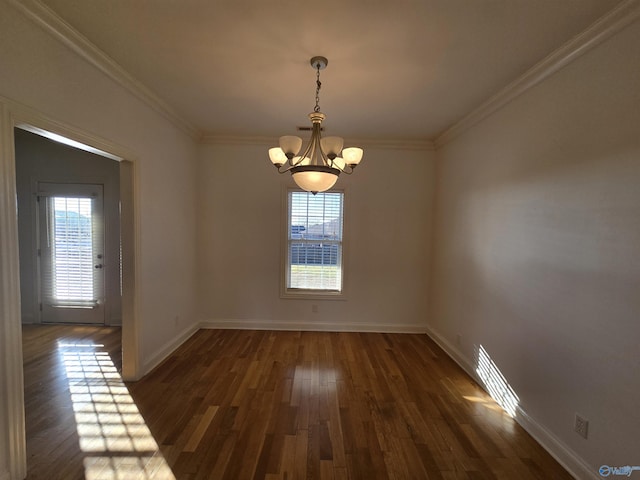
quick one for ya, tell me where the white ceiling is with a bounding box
[39,0,621,141]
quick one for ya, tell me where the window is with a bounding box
[285,190,344,296]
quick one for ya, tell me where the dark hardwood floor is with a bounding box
[23,325,573,479]
[22,324,172,480]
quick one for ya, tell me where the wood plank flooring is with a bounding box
[23,324,173,480]
[23,325,122,479]
[23,326,574,479]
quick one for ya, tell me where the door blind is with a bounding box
[45,196,97,305]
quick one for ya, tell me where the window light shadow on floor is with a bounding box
[473,344,520,418]
[59,341,175,479]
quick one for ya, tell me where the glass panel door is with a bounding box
[38,183,105,324]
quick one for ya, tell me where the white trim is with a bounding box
[3,95,134,161]
[200,135,276,146]
[6,0,200,140]
[2,94,143,381]
[118,158,142,382]
[0,100,27,480]
[141,324,200,376]
[138,318,428,380]
[424,324,599,480]
[423,324,469,374]
[200,134,435,151]
[200,319,429,334]
[7,0,638,152]
[0,95,144,476]
[19,314,37,325]
[281,188,347,300]
[435,0,640,148]
[347,137,435,151]
[516,408,600,480]
[16,124,122,162]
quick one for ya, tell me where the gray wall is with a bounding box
[15,128,122,325]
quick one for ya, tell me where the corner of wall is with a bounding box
[140,322,200,377]
[424,324,600,480]
[200,318,430,334]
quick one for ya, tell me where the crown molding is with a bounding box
[200,135,276,146]
[347,137,435,151]
[7,0,201,140]
[0,93,136,161]
[435,0,640,149]
[200,134,435,151]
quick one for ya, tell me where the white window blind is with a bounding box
[287,190,344,293]
[46,196,96,304]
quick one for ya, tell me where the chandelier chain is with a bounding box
[314,63,322,113]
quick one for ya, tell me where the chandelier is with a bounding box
[268,56,363,193]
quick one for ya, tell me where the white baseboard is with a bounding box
[141,323,200,376]
[20,313,36,325]
[516,407,600,480]
[136,318,597,478]
[139,319,426,380]
[424,324,598,480]
[199,318,429,334]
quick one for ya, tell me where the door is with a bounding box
[37,182,105,324]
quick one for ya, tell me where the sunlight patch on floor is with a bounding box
[474,345,520,417]
[59,341,175,479]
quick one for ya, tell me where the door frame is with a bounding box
[0,96,142,479]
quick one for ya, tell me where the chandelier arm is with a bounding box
[311,124,325,167]
[280,149,311,172]
[318,141,334,169]
[298,136,315,166]
[277,162,296,174]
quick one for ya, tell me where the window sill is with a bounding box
[281,289,347,301]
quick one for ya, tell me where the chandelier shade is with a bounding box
[268,147,287,166]
[278,136,303,157]
[269,56,363,194]
[291,165,340,192]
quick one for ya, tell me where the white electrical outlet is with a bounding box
[574,413,589,439]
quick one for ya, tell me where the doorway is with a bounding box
[0,107,140,478]
[15,128,122,327]
[9,122,140,380]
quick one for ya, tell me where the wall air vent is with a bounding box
[297,126,324,132]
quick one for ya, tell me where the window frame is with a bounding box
[281,186,348,300]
